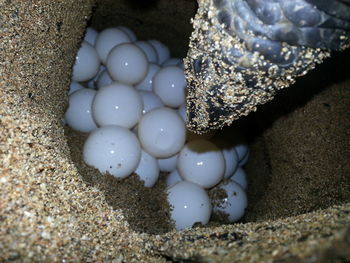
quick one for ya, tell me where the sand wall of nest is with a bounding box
[0,0,349,262]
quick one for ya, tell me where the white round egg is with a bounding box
[134,150,160,188]
[134,41,158,64]
[83,125,141,178]
[86,65,106,89]
[230,167,248,190]
[139,91,164,114]
[222,147,239,179]
[162,57,182,67]
[239,150,249,166]
[72,41,100,82]
[148,39,170,64]
[86,79,95,90]
[166,169,183,188]
[84,27,98,46]
[153,66,186,108]
[222,126,249,162]
[136,63,160,92]
[68,81,84,95]
[235,144,249,162]
[92,83,143,129]
[158,154,178,173]
[65,88,97,133]
[167,181,212,230]
[107,43,148,85]
[177,103,187,122]
[116,26,137,42]
[177,139,225,189]
[95,28,131,64]
[213,139,239,179]
[96,69,113,89]
[138,107,186,158]
[227,129,249,161]
[212,180,247,222]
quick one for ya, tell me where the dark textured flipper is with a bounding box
[185,0,350,133]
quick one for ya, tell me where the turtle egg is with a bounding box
[68,81,84,95]
[212,180,247,223]
[87,65,106,89]
[177,103,187,122]
[92,83,143,129]
[178,62,185,70]
[107,43,148,85]
[134,41,158,64]
[95,28,131,64]
[136,63,160,92]
[235,144,249,162]
[65,88,97,133]
[72,41,100,82]
[167,181,212,230]
[134,150,160,188]
[229,129,249,161]
[84,27,98,46]
[139,90,164,114]
[96,69,113,89]
[148,39,170,64]
[230,167,248,190]
[222,147,239,179]
[213,139,239,179]
[177,139,225,189]
[166,169,183,188]
[158,154,178,172]
[153,66,186,108]
[162,57,182,67]
[83,125,141,179]
[138,107,186,158]
[239,150,250,166]
[116,26,137,42]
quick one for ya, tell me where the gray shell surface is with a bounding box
[185,0,350,133]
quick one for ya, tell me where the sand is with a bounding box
[0,0,349,262]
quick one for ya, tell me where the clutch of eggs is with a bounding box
[65,26,250,231]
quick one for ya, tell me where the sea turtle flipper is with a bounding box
[185,0,350,133]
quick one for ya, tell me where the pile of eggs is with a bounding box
[65,26,250,230]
